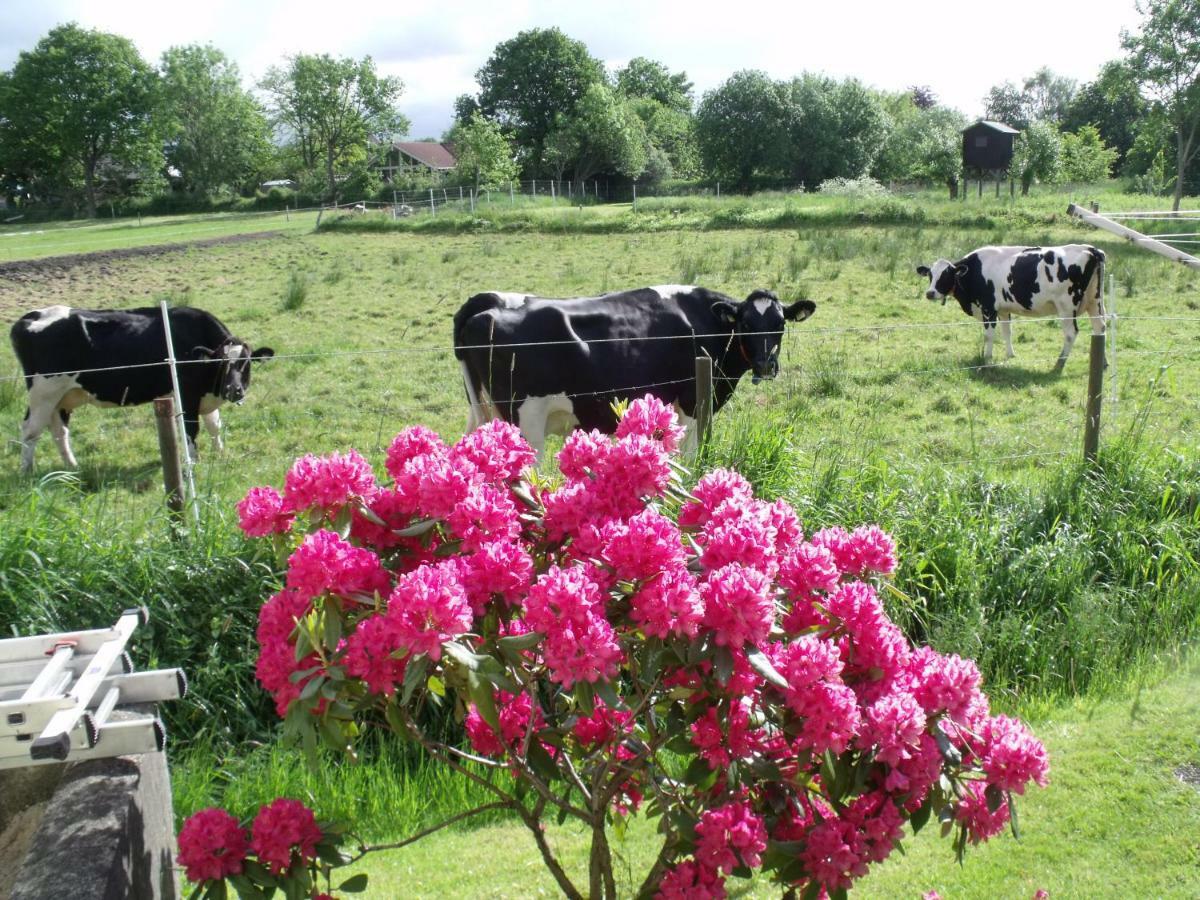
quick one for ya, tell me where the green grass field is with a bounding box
[2,186,1199,898]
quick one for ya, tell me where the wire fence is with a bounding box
[2,289,1197,523]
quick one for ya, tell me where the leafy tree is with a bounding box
[0,23,160,217]
[630,97,700,178]
[1012,121,1062,194]
[782,74,887,186]
[1062,61,1148,167]
[1022,67,1077,123]
[159,44,270,197]
[983,82,1030,130]
[448,112,519,191]
[260,54,407,202]
[615,57,693,112]
[695,70,789,190]
[914,106,969,198]
[1060,124,1119,183]
[567,83,648,184]
[1122,0,1200,210]
[473,28,605,174]
[910,85,937,109]
[871,91,921,184]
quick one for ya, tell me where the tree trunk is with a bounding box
[83,155,98,219]
[325,143,338,203]
[947,177,959,200]
[1173,128,1186,213]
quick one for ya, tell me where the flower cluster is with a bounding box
[178,799,347,892]
[234,395,1048,898]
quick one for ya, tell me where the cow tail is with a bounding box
[1091,246,1106,318]
[454,293,501,430]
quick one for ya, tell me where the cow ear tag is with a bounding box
[711,302,738,325]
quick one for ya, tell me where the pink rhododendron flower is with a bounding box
[701,564,775,648]
[700,501,780,573]
[859,691,927,766]
[450,419,535,482]
[630,567,703,638]
[177,807,249,883]
[656,861,727,900]
[573,701,633,749]
[596,434,672,510]
[465,690,542,757]
[285,530,390,603]
[349,486,420,549]
[415,455,479,520]
[541,614,624,687]
[779,542,841,602]
[282,450,376,512]
[343,614,407,695]
[236,486,294,537]
[556,428,612,479]
[980,715,1050,794]
[456,541,534,612]
[844,790,905,864]
[690,702,759,768]
[524,565,605,633]
[601,509,685,581]
[616,394,687,452]
[388,562,473,661]
[908,647,986,724]
[384,425,446,480]
[955,781,1011,843]
[250,798,323,875]
[446,482,520,550]
[802,814,870,891]
[790,680,863,755]
[695,800,767,874]
[679,468,754,529]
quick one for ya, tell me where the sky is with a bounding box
[0,0,1144,140]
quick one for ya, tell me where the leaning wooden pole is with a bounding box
[1067,203,1200,271]
[153,397,185,523]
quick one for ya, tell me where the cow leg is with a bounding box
[981,320,996,364]
[49,409,78,469]
[674,405,699,456]
[18,376,70,474]
[203,409,224,452]
[1056,313,1079,369]
[1000,314,1015,359]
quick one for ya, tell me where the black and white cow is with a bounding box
[10,305,274,473]
[916,244,1106,367]
[453,285,816,453]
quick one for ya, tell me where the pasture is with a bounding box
[1,188,1199,897]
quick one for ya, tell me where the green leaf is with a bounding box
[594,679,621,709]
[684,756,719,790]
[1007,791,1021,840]
[526,740,560,784]
[713,645,734,686]
[800,880,823,900]
[401,655,429,705]
[909,799,932,834]
[332,503,353,539]
[497,631,543,651]
[575,680,595,716]
[743,643,789,689]
[427,675,446,697]
[337,873,370,893]
[985,783,1005,814]
[443,641,483,670]
[468,670,501,732]
[394,517,437,537]
[228,875,267,899]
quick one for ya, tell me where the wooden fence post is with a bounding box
[154,398,185,523]
[694,355,713,454]
[1083,332,1106,462]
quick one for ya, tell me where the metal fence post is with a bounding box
[1083,332,1106,462]
[694,355,713,454]
[159,301,199,527]
[153,397,185,524]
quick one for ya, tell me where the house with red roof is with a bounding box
[379,141,457,181]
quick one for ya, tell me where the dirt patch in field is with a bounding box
[0,230,282,283]
[1175,763,1200,790]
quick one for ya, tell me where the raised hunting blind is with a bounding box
[962,120,1018,173]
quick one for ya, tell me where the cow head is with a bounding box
[916,259,965,304]
[712,290,817,384]
[198,340,275,404]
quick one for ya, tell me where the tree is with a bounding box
[782,74,887,187]
[1122,0,1200,210]
[695,71,789,189]
[1060,124,1119,183]
[260,54,407,202]
[615,57,693,112]
[567,83,648,184]
[910,84,937,109]
[1062,61,1147,169]
[448,112,519,192]
[473,28,605,174]
[630,97,700,178]
[0,23,160,217]
[1012,121,1062,194]
[983,82,1030,130]
[159,44,271,197]
[1022,67,1077,123]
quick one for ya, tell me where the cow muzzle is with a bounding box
[751,359,779,385]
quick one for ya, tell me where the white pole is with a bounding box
[551,180,556,202]
[430,188,435,216]
[1108,272,1117,418]
[510,181,514,205]
[159,301,199,527]
[1068,203,1200,270]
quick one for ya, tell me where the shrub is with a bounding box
[817,176,890,199]
[194,398,1049,898]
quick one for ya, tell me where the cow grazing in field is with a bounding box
[453,286,816,454]
[916,244,1106,367]
[10,305,274,473]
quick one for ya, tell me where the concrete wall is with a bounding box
[1,725,177,899]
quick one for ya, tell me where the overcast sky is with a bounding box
[0,0,1143,139]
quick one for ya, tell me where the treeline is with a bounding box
[2,0,1199,218]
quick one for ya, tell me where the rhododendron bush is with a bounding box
[216,396,1048,899]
